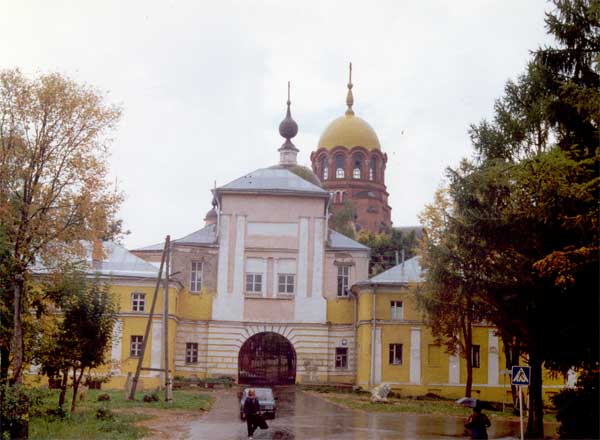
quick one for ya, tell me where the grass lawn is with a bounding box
[314,391,556,422]
[27,388,213,440]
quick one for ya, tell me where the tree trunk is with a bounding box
[503,338,520,409]
[58,370,69,408]
[462,302,473,398]
[526,355,544,439]
[70,368,85,413]
[11,274,25,384]
[1,344,9,382]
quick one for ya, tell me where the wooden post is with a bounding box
[128,237,168,400]
[164,237,173,402]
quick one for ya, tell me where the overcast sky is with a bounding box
[2,0,554,249]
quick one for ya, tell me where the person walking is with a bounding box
[243,389,267,439]
[464,404,491,439]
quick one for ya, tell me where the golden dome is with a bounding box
[318,114,381,151]
[317,63,381,151]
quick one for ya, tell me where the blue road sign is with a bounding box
[511,366,531,386]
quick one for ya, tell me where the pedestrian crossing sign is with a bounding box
[511,366,531,385]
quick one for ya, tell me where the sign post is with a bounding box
[511,366,531,440]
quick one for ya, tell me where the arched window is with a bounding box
[335,154,345,179]
[369,157,376,181]
[353,153,364,179]
[321,155,328,180]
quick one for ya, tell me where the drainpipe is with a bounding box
[370,283,377,387]
[349,286,358,379]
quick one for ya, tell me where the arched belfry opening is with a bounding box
[238,332,296,385]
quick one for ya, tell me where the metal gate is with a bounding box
[238,332,296,385]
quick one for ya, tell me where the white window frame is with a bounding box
[245,273,263,294]
[353,167,361,179]
[190,261,203,293]
[277,274,295,294]
[336,167,345,179]
[390,300,403,320]
[389,343,403,365]
[369,167,374,181]
[337,265,350,297]
[131,292,146,312]
[185,342,198,364]
[130,335,143,358]
[335,347,348,369]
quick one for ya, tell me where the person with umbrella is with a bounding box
[243,388,268,439]
[464,402,491,439]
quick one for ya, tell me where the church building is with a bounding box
[53,71,568,404]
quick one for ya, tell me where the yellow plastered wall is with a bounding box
[380,324,411,383]
[356,324,372,385]
[177,287,213,320]
[326,298,354,324]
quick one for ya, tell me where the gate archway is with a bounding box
[238,332,296,385]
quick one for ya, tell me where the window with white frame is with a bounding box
[190,261,203,292]
[130,335,143,357]
[245,273,262,293]
[337,265,349,296]
[369,157,376,181]
[278,274,295,294]
[390,300,403,320]
[389,343,403,365]
[321,156,328,180]
[131,292,145,312]
[186,342,198,364]
[335,347,348,369]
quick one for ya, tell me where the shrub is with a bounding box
[551,370,599,439]
[97,393,110,402]
[96,408,114,420]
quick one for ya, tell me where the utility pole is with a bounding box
[128,237,168,400]
[163,237,173,402]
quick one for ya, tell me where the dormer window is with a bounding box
[335,154,345,179]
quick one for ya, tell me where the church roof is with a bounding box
[34,241,160,279]
[327,229,370,251]
[216,167,328,197]
[133,223,217,251]
[358,256,423,285]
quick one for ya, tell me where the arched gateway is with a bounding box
[238,332,296,385]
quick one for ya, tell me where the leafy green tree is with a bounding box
[328,201,357,239]
[418,188,487,397]
[37,271,117,412]
[421,2,598,437]
[357,228,419,276]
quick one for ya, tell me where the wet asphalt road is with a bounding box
[187,386,556,440]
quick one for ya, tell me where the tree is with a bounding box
[37,270,116,412]
[328,201,357,239]
[418,188,487,397]
[420,2,598,437]
[0,69,122,383]
[357,228,419,276]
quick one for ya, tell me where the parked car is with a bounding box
[239,387,276,420]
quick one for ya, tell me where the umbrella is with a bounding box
[456,397,495,410]
[456,397,479,408]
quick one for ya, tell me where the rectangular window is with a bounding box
[278,274,295,294]
[389,343,403,365]
[190,261,203,292]
[390,300,403,320]
[471,345,481,368]
[245,273,263,293]
[186,342,198,364]
[335,347,348,369]
[132,292,146,312]
[337,266,349,296]
[130,335,143,358]
[428,344,441,367]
